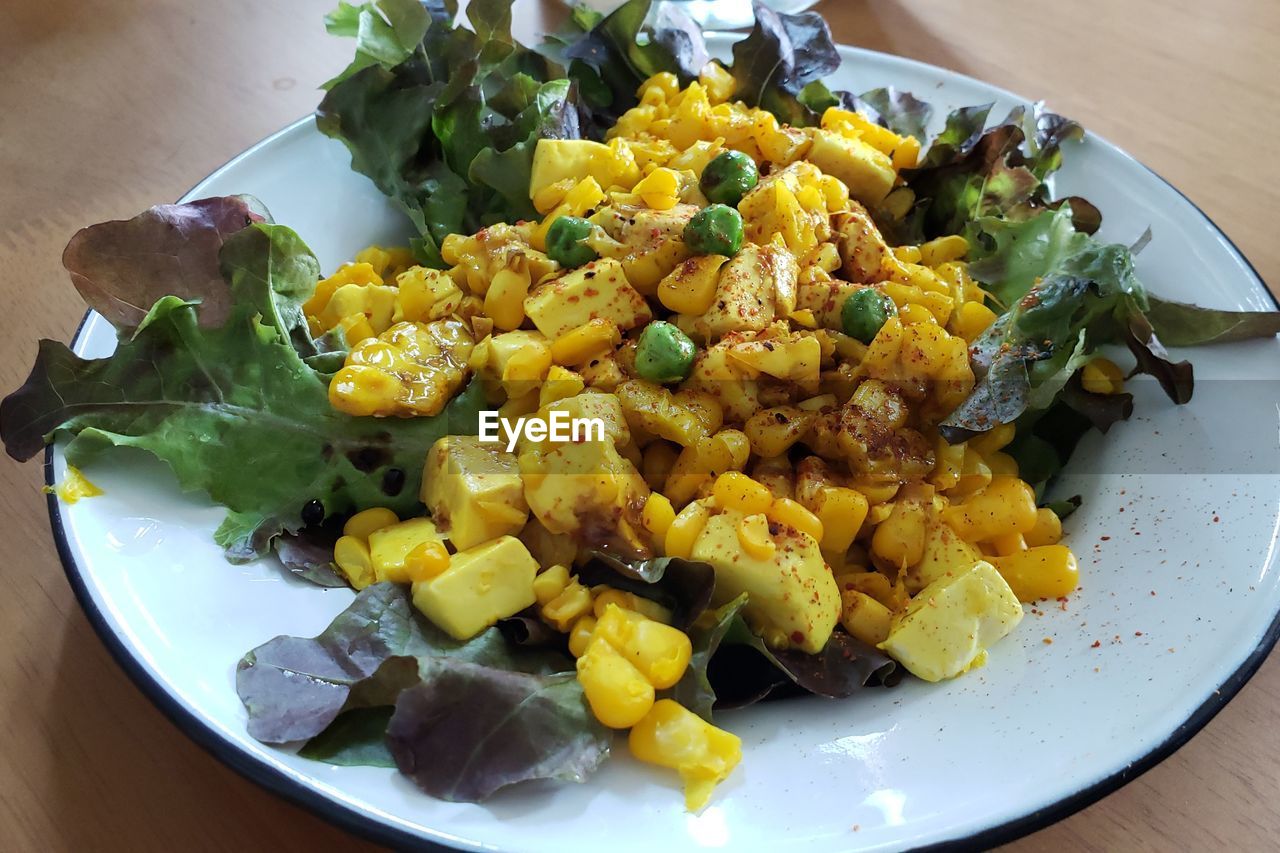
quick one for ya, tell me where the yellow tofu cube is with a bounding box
[519,439,650,557]
[411,536,539,640]
[727,334,822,387]
[806,130,896,206]
[421,436,529,550]
[524,258,653,339]
[695,243,797,341]
[880,560,1024,682]
[368,517,446,584]
[690,509,840,654]
[530,139,636,199]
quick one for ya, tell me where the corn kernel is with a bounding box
[942,477,1038,541]
[404,540,450,581]
[629,699,742,812]
[595,604,692,689]
[892,135,921,170]
[814,486,869,554]
[343,507,399,540]
[920,235,969,267]
[870,499,927,567]
[735,512,777,560]
[712,472,774,515]
[986,532,1027,557]
[991,544,1080,601]
[533,564,571,606]
[633,167,682,210]
[543,579,593,632]
[766,497,824,544]
[985,451,1019,479]
[898,303,936,325]
[840,589,893,646]
[642,493,677,540]
[969,422,1016,455]
[641,441,680,492]
[568,615,597,658]
[333,535,376,590]
[665,501,710,559]
[1081,357,1125,395]
[577,636,656,728]
[1025,507,1064,547]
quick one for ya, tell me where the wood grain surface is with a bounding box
[1,1,1275,850]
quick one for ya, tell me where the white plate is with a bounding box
[47,41,1280,852]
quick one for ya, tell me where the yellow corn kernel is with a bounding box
[712,472,773,516]
[533,564,571,606]
[840,589,893,646]
[665,501,710,559]
[641,440,680,492]
[892,246,923,265]
[483,263,532,332]
[539,365,586,408]
[991,544,1080,601]
[633,167,682,210]
[930,434,966,491]
[898,303,936,326]
[543,579,594,632]
[333,535,376,590]
[501,343,553,386]
[736,512,777,561]
[969,422,1016,456]
[329,364,402,416]
[642,493,677,541]
[892,135,921,170]
[533,177,606,250]
[790,308,818,328]
[550,318,622,366]
[851,479,901,505]
[711,428,750,470]
[836,570,897,609]
[404,540,450,581]
[813,486,869,554]
[941,476,1038,541]
[949,300,996,343]
[951,448,992,497]
[618,381,718,447]
[629,699,742,812]
[1081,357,1125,395]
[343,507,399,540]
[986,532,1027,557]
[985,451,1018,480]
[871,499,927,567]
[698,62,735,104]
[593,588,638,618]
[766,497,824,544]
[577,636,656,728]
[568,615,598,658]
[336,313,378,346]
[595,604,692,689]
[1025,507,1064,547]
[920,235,969,267]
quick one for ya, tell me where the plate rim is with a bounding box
[43,47,1280,851]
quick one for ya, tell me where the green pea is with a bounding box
[635,321,697,384]
[841,288,896,343]
[699,150,759,206]
[546,216,599,268]
[683,204,744,257]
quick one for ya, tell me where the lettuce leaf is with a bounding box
[238,583,606,802]
[318,0,580,265]
[1144,295,1280,346]
[577,550,715,631]
[730,2,840,127]
[0,198,483,561]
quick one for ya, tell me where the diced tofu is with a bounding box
[540,391,631,447]
[411,536,539,640]
[524,258,653,339]
[880,560,1024,682]
[806,130,896,206]
[695,243,797,341]
[690,509,840,654]
[685,343,760,424]
[421,436,529,550]
[519,439,651,558]
[368,517,446,584]
[728,334,821,389]
[906,521,982,594]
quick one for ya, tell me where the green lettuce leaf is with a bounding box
[318,0,579,265]
[0,200,483,560]
[1144,295,1280,346]
[668,594,747,721]
[852,87,933,140]
[322,0,432,89]
[299,707,396,767]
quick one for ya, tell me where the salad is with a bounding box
[5,0,1280,813]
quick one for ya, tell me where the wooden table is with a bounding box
[1,0,1276,849]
